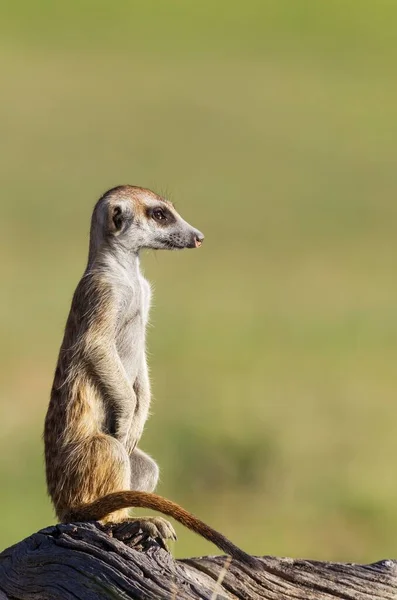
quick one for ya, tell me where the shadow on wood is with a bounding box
[0,522,396,599]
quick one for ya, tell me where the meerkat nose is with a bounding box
[194,231,204,248]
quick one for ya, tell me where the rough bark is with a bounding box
[0,522,396,599]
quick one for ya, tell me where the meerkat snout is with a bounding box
[145,202,204,251]
[190,229,205,249]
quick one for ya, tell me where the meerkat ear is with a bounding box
[109,202,133,235]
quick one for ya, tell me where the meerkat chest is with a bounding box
[123,272,151,324]
[138,273,152,324]
[115,270,152,371]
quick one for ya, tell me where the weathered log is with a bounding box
[0,522,396,599]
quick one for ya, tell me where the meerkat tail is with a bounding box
[65,490,261,568]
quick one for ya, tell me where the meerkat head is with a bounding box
[90,185,204,257]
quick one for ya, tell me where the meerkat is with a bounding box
[44,185,260,568]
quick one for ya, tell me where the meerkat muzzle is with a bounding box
[193,230,204,248]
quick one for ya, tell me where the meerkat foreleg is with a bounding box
[124,355,161,492]
[124,355,151,449]
[86,337,136,446]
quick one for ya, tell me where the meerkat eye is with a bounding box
[153,208,166,222]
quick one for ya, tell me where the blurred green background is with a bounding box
[1,0,397,563]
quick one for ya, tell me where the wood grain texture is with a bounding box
[0,523,396,600]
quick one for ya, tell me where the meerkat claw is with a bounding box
[142,516,177,542]
[105,517,177,549]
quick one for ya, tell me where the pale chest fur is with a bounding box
[111,259,152,381]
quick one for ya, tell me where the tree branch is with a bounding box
[0,522,396,599]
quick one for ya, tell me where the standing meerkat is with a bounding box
[44,185,259,568]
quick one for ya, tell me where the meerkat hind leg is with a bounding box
[109,447,176,548]
[129,447,159,492]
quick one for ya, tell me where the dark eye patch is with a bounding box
[147,206,176,225]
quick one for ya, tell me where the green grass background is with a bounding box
[1,0,397,562]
